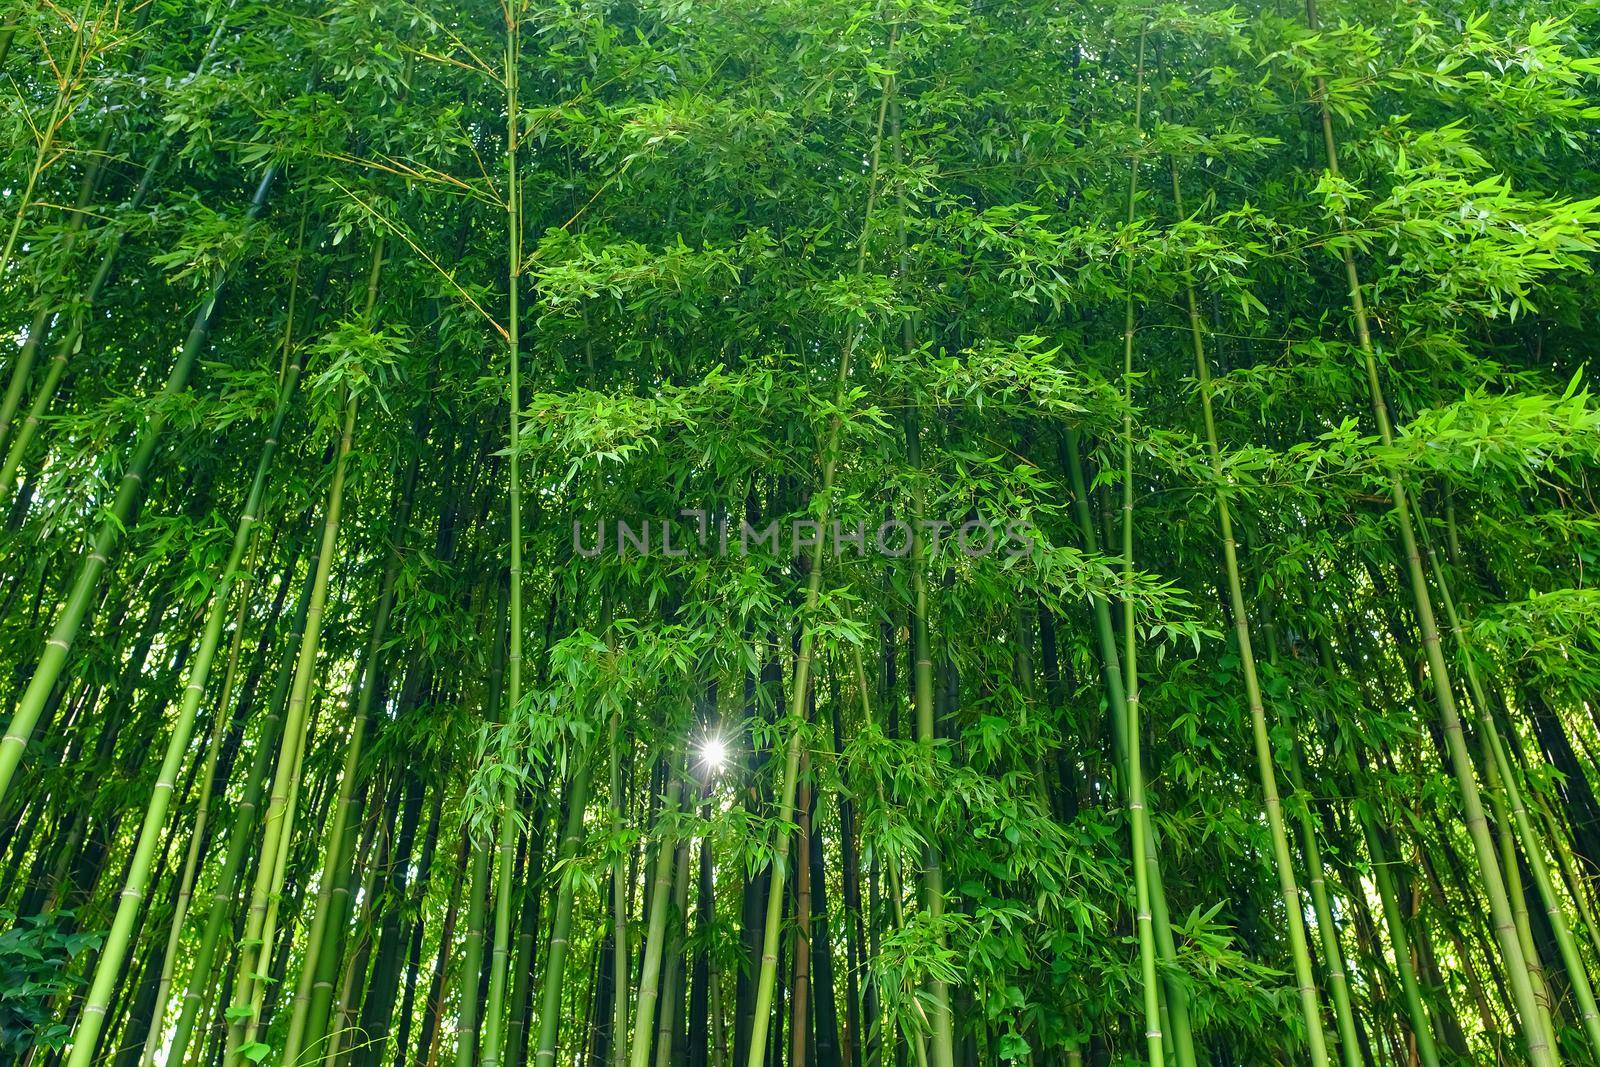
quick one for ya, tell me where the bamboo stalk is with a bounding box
[64,274,306,1067]
[224,389,358,1066]
[0,166,277,806]
[482,11,528,1061]
[1301,2,1553,1058]
[1165,153,1329,1064]
[745,25,899,1067]
[630,761,686,1067]
[1117,31,1164,1066]
[1427,537,1600,1058]
[1063,430,1195,1066]
[163,548,318,1067]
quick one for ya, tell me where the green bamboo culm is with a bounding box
[162,548,320,1067]
[224,386,360,1066]
[1165,155,1330,1063]
[849,644,929,1067]
[1302,2,1555,1060]
[0,166,276,807]
[1425,532,1600,1060]
[227,228,390,1062]
[280,241,415,1067]
[1117,27,1163,1067]
[629,762,685,1067]
[456,580,509,1067]
[136,555,256,1067]
[1284,747,1363,1067]
[481,12,528,1064]
[1063,428,1195,1067]
[892,74,957,1067]
[61,289,307,1067]
[1360,810,1441,1065]
[530,742,596,1067]
[904,400,957,1067]
[743,22,900,1067]
[608,669,631,1067]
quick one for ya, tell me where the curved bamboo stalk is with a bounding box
[0,166,276,806]
[1302,2,1554,1059]
[1427,537,1600,1059]
[64,314,307,1067]
[744,22,900,1067]
[1165,153,1329,1065]
[223,389,358,1066]
[1117,30,1165,1067]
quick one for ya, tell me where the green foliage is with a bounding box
[3,0,1600,1062]
[0,911,98,1055]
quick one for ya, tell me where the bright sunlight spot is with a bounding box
[698,735,729,773]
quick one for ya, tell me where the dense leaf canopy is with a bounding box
[1,0,1599,1064]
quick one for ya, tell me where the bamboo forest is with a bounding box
[8,0,1600,1063]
